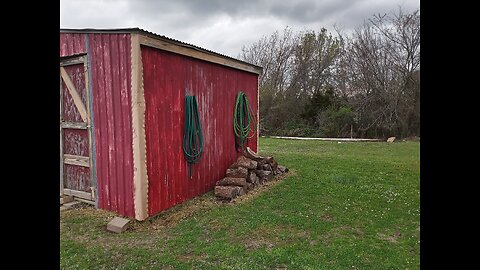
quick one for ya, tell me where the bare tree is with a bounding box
[239,8,420,138]
[239,27,298,134]
[342,7,420,138]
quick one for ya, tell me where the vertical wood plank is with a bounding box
[60,74,64,196]
[84,50,96,203]
[131,34,149,221]
[85,34,99,207]
[255,75,260,153]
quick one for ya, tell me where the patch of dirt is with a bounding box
[63,183,286,249]
[321,213,333,221]
[131,192,219,232]
[296,230,309,238]
[177,252,207,262]
[61,204,174,249]
[320,234,332,246]
[377,231,402,243]
[338,225,364,237]
[244,238,275,250]
[236,223,311,251]
[324,225,365,243]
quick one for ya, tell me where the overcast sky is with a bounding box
[60,0,420,58]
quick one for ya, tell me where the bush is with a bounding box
[317,106,355,137]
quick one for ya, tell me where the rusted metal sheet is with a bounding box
[87,33,135,218]
[60,33,86,57]
[142,46,258,216]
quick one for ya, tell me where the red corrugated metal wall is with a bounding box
[60,33,135,218]
[88,34,135,218]
[60,33,86,56]
[141,46,259,216]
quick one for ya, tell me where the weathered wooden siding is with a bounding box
[61,64,88,122]
[60,33,135,218]
[63,129,89,156]
[87,33,135,218]
[141,46,259,216]
[60,62,91,194]
[64,165,91,192]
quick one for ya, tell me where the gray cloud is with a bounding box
[269,1,353,23]
[60,0,420,57]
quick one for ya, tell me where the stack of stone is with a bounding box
[214,147,288,200]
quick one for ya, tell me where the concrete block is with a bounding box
[107,217,130,233]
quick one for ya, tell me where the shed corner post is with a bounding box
[130,33,149,221]
[257,75,260,152]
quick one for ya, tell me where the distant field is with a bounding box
[61,138,420,269]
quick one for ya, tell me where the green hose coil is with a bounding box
[183,95,204,178]
[233,91,256,151]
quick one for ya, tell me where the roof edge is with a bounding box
[60,28,263,74]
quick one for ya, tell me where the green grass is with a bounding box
[60,138,420,269]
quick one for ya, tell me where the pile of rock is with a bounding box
[214,147,288,200]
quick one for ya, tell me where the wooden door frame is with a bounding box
[60,54,96,202]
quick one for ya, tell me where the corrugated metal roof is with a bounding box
[60,28,262,73]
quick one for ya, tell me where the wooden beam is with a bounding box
[63,188,93,201]
[60,56,85,67]
[60,75,64,196]
[83,51,96,205]
[61,121,88,129]
[60,67,88,123]
[73,197,95,205]
[268,136,382,142]
[64,154,90,167]
[257,77,260,152]
[139,35,262,75]
[131,33,149,221]
[60,195,74,205]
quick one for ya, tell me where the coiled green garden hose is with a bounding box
[183,95,204,178]
[233,91,256,152]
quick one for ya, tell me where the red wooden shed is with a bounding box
[60,28,261,220]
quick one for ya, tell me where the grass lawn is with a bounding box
[60,137,420,269]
